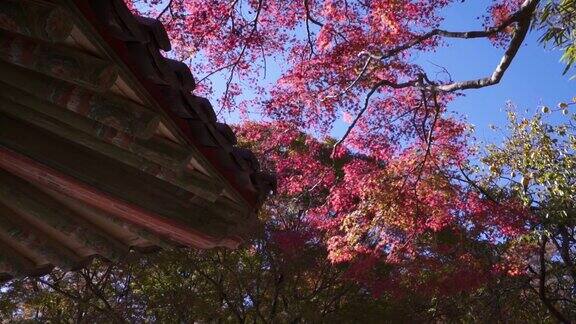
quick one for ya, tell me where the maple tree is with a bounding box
[129,0,544,293]
[479,100,576,322]
[98,0,576,315]
[235,119,530,300]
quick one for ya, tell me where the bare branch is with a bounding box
[303,0,349,43]
[156,0,174,20]
[80,269,124,323]
[331,77,422,156]
[220,0,264,113]
[331,0,540,152]
[430,0,538,92]
[303,0,324,27]
[534,235,571,323]
[351,0,540,94]
[197,62,237,84]
[414,92,441,185]
[322,54,372,101]
[303,0,316,58]
[366,0,539,62]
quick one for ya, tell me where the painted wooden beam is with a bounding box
[0,29,118,91]
[0,114,251,233]
[0,240,53,278]
[0,145,243,249]
[0,0,74,42]
[0,114,246,245]
[40,187,166,252]
[0,95,226,202]
[0,229,53,274]
[0,79,192,172]
[0,61,160,139]
[0,202,87,270]
[0,169,130,262]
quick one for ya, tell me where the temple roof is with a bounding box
[0,0,274,279]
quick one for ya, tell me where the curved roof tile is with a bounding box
[75,0,275,207]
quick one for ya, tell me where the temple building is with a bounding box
[0,0,273,280]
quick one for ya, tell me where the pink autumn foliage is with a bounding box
[484,0,525,46]
[128,0,536,296]
[272,230,310,258]
[465,194,533,239]
[236,119,532,296]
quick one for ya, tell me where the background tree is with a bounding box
[538,0,576,75]
[478,98,576,322]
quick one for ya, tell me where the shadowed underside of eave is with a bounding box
[0,0,274,279]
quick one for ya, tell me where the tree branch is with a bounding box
[534,235,570,323]
[156,0,174,20]
[303,0,324,27]
[219,0,264,113]
[322,54,372,101]
[303,0,317,58]
[429,0,540,92]
[331,77,423,156]
[332,0,540,154]
[366,0,539,62]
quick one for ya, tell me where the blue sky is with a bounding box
[204,1,574,145]
[421,1,575,144]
